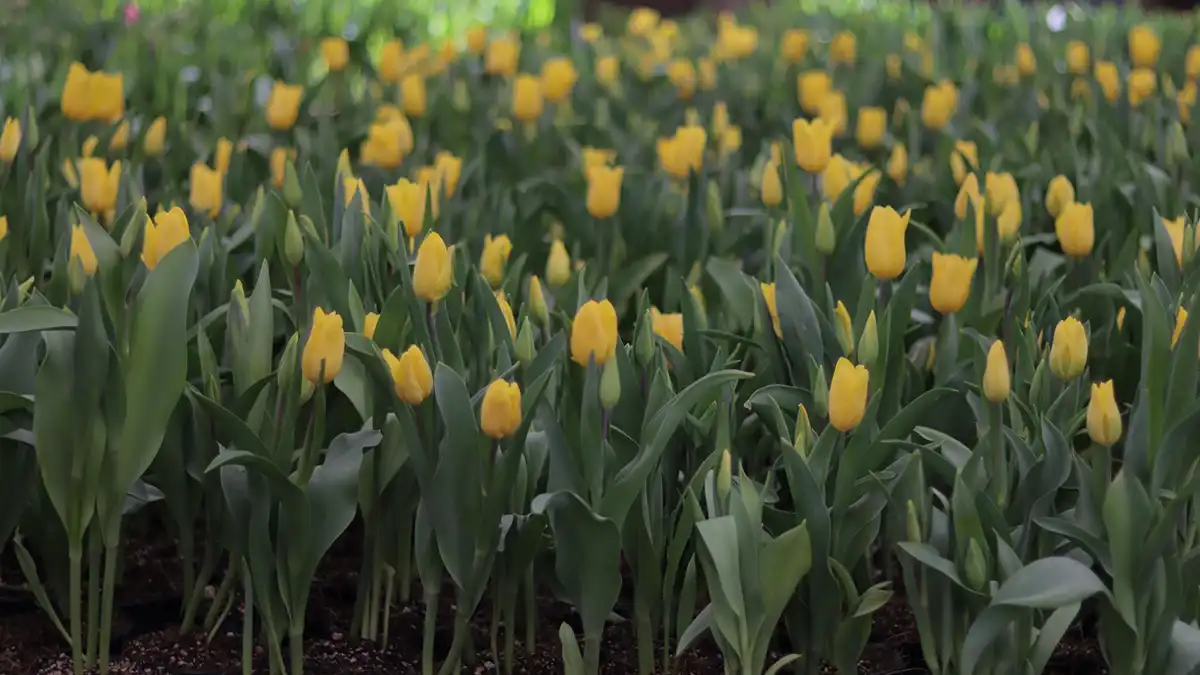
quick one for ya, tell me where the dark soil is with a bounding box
[0,528,1109,675]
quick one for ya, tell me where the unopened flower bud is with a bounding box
[515,318,535,367]
[249,187,266,231]
[1186,225,1197,267]
[68,256,88,295]
[283,160,303,208]
[811,363,828,418]
[815,202,836,255]
[906,500,922,542]
[857,311,879,369]
[635,309,655,366]
[1169,121,1190,168]
[717,449,732,502]
[600,354,622,409]
[964,539,989,591]
[793,404,812,457]
[706,180,724,236]
[284,211,304,267]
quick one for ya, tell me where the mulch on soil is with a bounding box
[0,529,1109,675]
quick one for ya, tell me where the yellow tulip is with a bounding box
[481,380,522,439]
[401,74,428,117]
[797,70,832,115]
[668,59,697,99]
[1095,61,1120,103]
[856,107,887,149]
[79,158,121,217]
[571,299,618,366]
[90,70,125,124]
[466,27,487,55]
[887,144,908,186]
[1128,68,1156,106]
[383,345,434,405]
[582,147,617,174]
[997,201,1022,243]
[1189,46,1200,80]
[1067,40,1090,75]
[343,176,371,216]
[363,313,380,340]
[144,116,166,157]
[496,291,517,338]
[983,341,1010,403]
[1129,25,1160,69]
[1046,175,1075,218]
[105,121,129,152]
[651,307,684,352]
[1180,81,1197,124]
[829,31,857,66]
[627,7,660,35]
[1117,306,1127,331]
[929,253,978,315]
[302,307,345,384]
[384,179,425,238]
[266,81,303,131]
[697,58,717,91]
[985,172,1019,216]
[481,234,513,287]
[142,206,191,271]
[579,23,602,43]
[512,75,544,122]
[485,37,520,77]
[269,147,293,189]
[885,54,902,81]
[833,300,853,356]
[541,57,578,103]
[434,152,462,198]
[829,357,869,432]
[1164,216,1188,267]
[321,37,349,71]
[0,118,20,163]
[70,224,98,276]
[379,40,405,83]
[822,154,855,203]
[864,206,911,280]
[1016,43,1036,76]
[61,62,95,122]
[955,174,982,221]
[596,56,620,86]
[781,29,808,63]
[1173,307,1189,349]
[586,165,623,219]
[1087,381,1122,446]
[950,140,977,186]
[1049,316,1088,379]
[793,117,834,173]
[852,169,881,216]
[761,161,783,207]
[0,216,6,242]
[413,232,453,302]
[816,91,846,136]
[761,282,781,338]
[547,239,571,287]
[921,80,958,131]
[360,117,413,170]
[1055,202,1094,258]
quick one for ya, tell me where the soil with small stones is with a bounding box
[0,526,1108,675]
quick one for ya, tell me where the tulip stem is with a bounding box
[523,568,536,655]
[381,566,395,650]
[398,513,414,603]
[86,526,101,669]
[69,550,83,675]
[98,542,119,675]
[242,558,254,675]
[180,541,216,634]
[422,588,438,675]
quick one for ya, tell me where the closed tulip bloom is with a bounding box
[383,346,434,405]
[302,307,345,383]
[142,206,191,270]
[887,144,908,185]
[1016,43,1036,76]
[488,291,514,339]
[596,56,619,86]
[541,57,578,103]
[885,54,902,80]
[677,125,707,171]
[1055,202,1094,258]
[70,224,98,276]
[62,62,94,122]
[829,357,869,432]
[950,140,977,186]
[852,169,881,216]
[466,27,487,54]
[214,136,234,176]
[363,312,379,340]
[1129,25,1160,69]
[817,92,847,136]
[651,307,684,352]
[856,107,887,149]
[761,282,781,338]
[386,179,427,238]
[921,81,958,130]
[1095,61,1120,103]
[1049,317,1088,379]
[143,116,166,157]
[864,206,911,280]
[830,31,857,65]
[413,232,453,302]
[821,154,855,203]
[665,60,695,98]
[108,121,130,152]
[983,341,1010,403]
[997,200,1022,242]
[547,239,571,287]
[481,379,522,439]
[1087,381,1122,446]
[929,253,978,314]
[761,161,783,207]
[266,81,303,131]
[985,172,1019,216]
[379,40,405,83]
[582,147,617,174]
[360,117,413,169]
[269,147,293,189]
[1164,216,1188,267]
[480,234,514,288]
[797,70,832,114]
[1067,40,1090,75]
[955,174,982,221]
[322,37,349,71]
[571,299,619,366]
[781,29,808,63]
[1128,68,1156,106]
[79,158,121,216]
[486,37,520,76]
[512,75,544,122]
[586,165,623,219]
[793,117,834,173]
[1046,175,1075,217]
[90,71,125,124]
[1173,307,1188,349]
[401,74,428,117]
[833,300,853,356]
[0,118,20,163]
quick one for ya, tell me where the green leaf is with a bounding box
[774,257,825,374]
[559,623,586,675]
[991,556,1107,608]
[0,305,77,333]
[430,365,483,590]
[705,257,755,331]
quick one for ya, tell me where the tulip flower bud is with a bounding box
[516,318,535,367]
[815,202,836,255]
[706,180,724,236]
[600,354,622,409]
[793,404,812,457]
[1168,121,1190,168]
[284,211,304,267]
[906,500,922,542]
[1087,380,1122,446]
[1138,247,1152,278]
[983,341,1010,403]
[249,187,265,232]
[635,309,655,366]
[717,449,732,502]
[68,257,88,295]
[964,539,989,592]
[277,332,299,389]
[1186,225,1198,268]
[283,160,303,208]
[811,363,829,418]
[857,311,879,369]
[833,301,854,357]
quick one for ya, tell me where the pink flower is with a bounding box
[123,3,140,25]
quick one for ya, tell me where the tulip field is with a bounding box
[5,0,1200,674]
